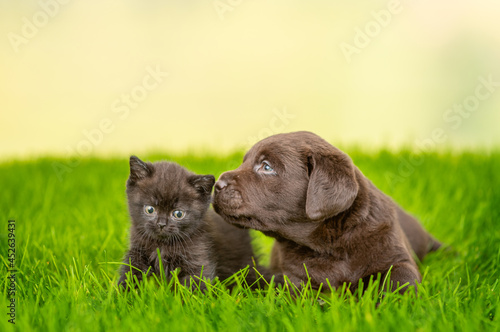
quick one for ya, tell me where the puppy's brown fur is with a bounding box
[213,131,441,293]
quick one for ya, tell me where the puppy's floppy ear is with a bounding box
[128,155,153,184]
[190,175,215,195]
[305,150,359,220]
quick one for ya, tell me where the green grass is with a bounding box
[1,149,499,331]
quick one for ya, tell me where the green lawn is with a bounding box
[1,149,499,331]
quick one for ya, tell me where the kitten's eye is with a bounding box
[172,210,185,220]
[144,205,156,215]
[259,161,275,174]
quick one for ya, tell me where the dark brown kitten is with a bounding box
[118,156,258,289]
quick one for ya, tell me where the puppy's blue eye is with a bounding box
[144,205,155,214]
[172,210,185,220]
[261,161,274,173]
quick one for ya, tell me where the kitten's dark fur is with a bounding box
[118,156,259,289]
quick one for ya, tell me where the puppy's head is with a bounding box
[213,131,359,233]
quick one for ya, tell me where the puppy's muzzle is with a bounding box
[215,171,236,192]
[215,178,228,191]
[214,172,243,210]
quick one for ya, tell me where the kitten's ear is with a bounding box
[190,175,215,195]
[128,156,153,184]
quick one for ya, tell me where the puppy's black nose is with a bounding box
[215,179,227,191]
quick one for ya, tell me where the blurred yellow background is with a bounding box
[1,0,499,160]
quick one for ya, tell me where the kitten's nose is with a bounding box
[158,220,167,229]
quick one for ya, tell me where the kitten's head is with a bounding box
[126,156,215,242]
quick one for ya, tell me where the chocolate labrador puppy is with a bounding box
[213,131,441,293]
